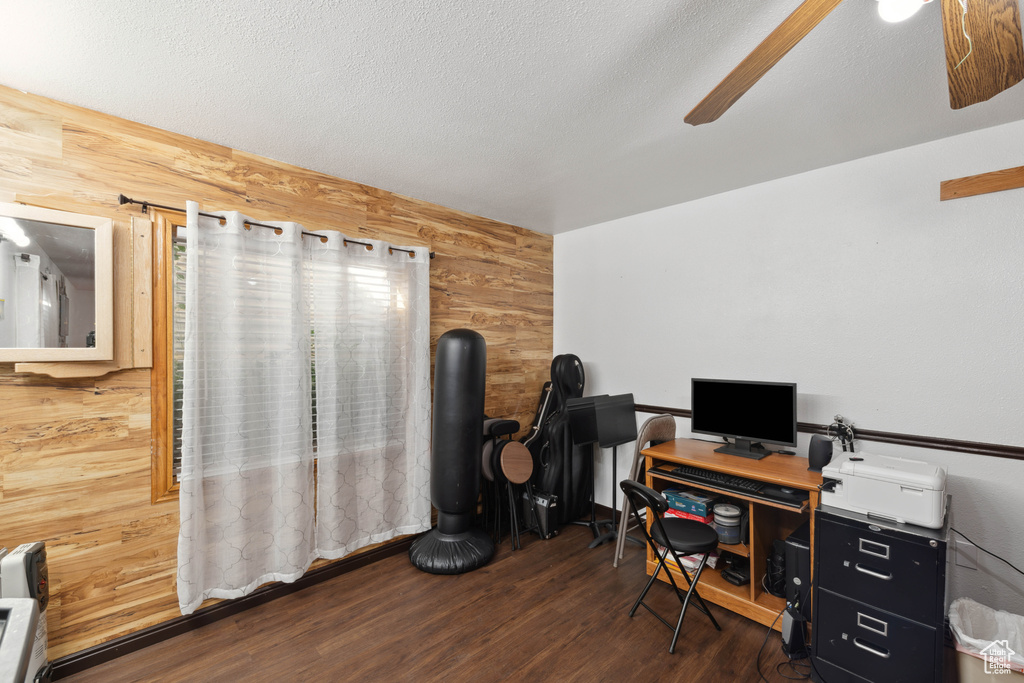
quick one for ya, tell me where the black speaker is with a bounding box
[807,434,833,472]
[766,539,787,598]
[781,608,808,659]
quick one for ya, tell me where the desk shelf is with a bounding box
[644,557,788,628]
[642,439,822,630]
[717,541,749,558]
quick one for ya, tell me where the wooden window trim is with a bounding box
[151,208,182,503]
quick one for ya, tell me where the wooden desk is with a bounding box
[642,438,823,629]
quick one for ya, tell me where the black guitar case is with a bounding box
[523,355,591,526]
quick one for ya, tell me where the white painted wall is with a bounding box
[66,278,96,348]
[0,239,15,347]
[554,118,1024,615]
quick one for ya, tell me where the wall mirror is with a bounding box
[0,201,113,362]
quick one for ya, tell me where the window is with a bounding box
[151,210,412,502]
[152,210,309,496]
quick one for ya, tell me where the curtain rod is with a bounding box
[118,194,434,259]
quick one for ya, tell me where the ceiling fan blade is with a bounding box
[941,0,1024,109]
[684,0,844,125]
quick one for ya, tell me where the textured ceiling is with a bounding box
[2,0,1023,234]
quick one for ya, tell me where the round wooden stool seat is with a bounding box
[499,441,533,484]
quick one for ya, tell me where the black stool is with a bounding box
[619,479,722,654]
[482,419,536,549]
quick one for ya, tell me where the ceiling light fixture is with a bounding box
[0,217,30,247]
[876,0,934,23]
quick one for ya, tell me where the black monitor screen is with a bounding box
[691,379,797,447]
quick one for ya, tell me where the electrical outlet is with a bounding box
[955,540,978,570]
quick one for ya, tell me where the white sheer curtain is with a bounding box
[177,202,316,615]
[309,233,432,559]
[176,201,431,614]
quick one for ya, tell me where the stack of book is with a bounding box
[656,544,720,572]
[656,487,721,572]
[665,507,714,523]
[663,487,717,525]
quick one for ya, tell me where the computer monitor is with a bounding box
[690,378,797,460]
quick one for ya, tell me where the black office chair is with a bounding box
[619,479,722,654]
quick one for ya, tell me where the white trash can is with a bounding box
[949,598,1024,680]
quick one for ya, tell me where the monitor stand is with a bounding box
[713,439,770,460]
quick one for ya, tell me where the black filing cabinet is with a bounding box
[811,504,948,682]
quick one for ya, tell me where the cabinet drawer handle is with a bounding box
[855,563,893,580]
[854,638,890,659]
[859,538,890,559]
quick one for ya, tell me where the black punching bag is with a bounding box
[409,329,494,574]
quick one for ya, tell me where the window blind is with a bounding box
[172,226,186,482]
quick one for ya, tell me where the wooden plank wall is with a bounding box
[0,85,552,659]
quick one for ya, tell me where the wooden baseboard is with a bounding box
[50,535,417,680]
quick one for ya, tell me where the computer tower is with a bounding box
[782,521,812,660]
[785,520,811,615]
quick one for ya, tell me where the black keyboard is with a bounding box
[666,465,809,507]
[670,465,765,493]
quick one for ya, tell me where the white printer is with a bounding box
[821,451,947,529]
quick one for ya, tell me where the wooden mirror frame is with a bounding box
[0,201,114,362]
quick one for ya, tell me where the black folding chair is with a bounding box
[619,479,722,653]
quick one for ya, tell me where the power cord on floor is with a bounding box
[756,603,812,682]
[775,658,810,680]
[756,607,785,683]
[951,528,1024,579]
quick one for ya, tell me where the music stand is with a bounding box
[566,395,607,541]
[589,393,637,549]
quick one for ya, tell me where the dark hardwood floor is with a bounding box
[63,524,801,682]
